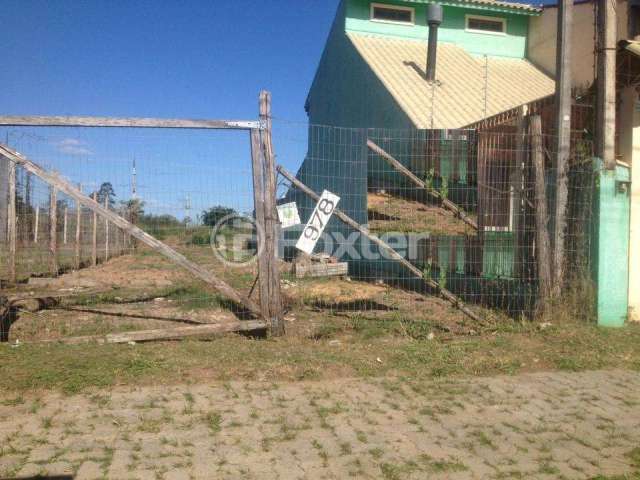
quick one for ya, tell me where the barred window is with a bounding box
[371,3,414,25]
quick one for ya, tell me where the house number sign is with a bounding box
[296,190,340,255]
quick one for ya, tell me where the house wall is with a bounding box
[0,157,8,243]
[528,0,628,89]
[345,0,531,58]
[301,0,415,240]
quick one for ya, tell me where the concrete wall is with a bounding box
[528,0,628,89]
[345,0,531,58]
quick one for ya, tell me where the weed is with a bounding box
[204,411,222,434]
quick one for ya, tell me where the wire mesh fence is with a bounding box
[275,119,596,323]
[0,115,598,343]
[0,125,264,342]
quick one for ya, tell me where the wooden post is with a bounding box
[116,225,121,256]
[49,185,58,276]
[74,183,82,270]
[104,196,109,261]
[63,206,68,244]
[91,192,97,266]
[553,0,573,295]
[7,160,16,283]
[514,106,528,278]
[250,128,270,321]
[596,0,617,170]
[34,206,39,243]
[259,91,284,336]
[531,115,553,312]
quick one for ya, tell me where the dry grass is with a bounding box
[367,192,473,235]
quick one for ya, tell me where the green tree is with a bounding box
[200,205,236,227]
[94,182,116,208]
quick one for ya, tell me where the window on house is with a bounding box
[465,15,506,34]
[370,3,415,25]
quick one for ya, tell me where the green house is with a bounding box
[288,0,556,289]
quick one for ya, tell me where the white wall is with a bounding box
[528,0,628,90]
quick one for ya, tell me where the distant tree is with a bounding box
[121,198,145,225]
[95,182,116,208]
[201,206,236,227]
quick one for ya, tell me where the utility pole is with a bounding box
[552,0,573,296]
[131,157,137,199]
[596,0,617,170]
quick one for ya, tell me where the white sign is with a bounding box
[296,190,340,255]
[277,202,301,228]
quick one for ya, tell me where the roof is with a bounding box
[348,33,555,129]
[403,0,543,14]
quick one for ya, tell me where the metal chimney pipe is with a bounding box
[426,3,443,83]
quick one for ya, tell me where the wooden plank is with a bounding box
[513,106,528,278]
[91,192,97,267]
[531,115,553,311]
[277,165,480,322]
[49,185,58,276]
[104,196,109,261]
[250,128,270,321]
[295,262,348,279]
[33,206,39,243]
[63,206,68,244]
[0,115,260,130]
[0,144,263,318]
[7,160,16,283]
[367,139,478,230]
[259,91,284,336]
[74,185,81,270]
[39,320,267,345]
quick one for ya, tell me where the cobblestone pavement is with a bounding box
[1,369,639,479]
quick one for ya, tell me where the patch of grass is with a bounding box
[204,411,222,434]
[166,285,223,311]
[0,396,24,406]
[1,321,639,394]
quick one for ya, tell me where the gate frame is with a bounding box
[0,90,284,336]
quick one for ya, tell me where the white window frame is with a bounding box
[370,3,415,26]
[465,14,507,35]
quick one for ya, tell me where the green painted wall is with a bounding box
[592,161,630,327]
[307,2,413,129]
[345,0,530,58]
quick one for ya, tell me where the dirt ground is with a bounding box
[367,192,474,236]
[3,247,490,343]
[1,369,639,479]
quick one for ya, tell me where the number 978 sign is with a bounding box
[296,190,340,255]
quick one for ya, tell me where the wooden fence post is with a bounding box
[34,206,39,243]
[250,128,270,321]
[75,183,81,269]
[8,160,16,283]
[259,91,284,336]
[104,196,109,261]
[49,185,58,276]
[92,192,97,266]
[63,205,68,244]
[531,115,552,312]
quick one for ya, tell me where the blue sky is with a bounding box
[1,0,551,219]
[1,0,341,218]
[2,0,338,121]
